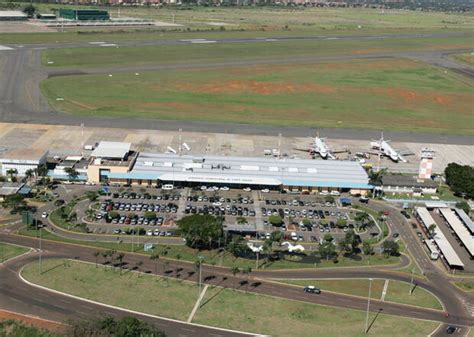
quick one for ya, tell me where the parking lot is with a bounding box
[79,186,379,242]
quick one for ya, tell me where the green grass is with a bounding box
[194,284,439,337]
[452,53,474,68]
[454,282,474,291]
[21,258,198,321]
[18,226,400,270]
[279,278,442,310]
[0,242,29,262]
[383,185,463,202]
[21,258,439,337]
[41,57,474,134]
[468,327,474,337]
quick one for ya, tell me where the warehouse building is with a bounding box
[106,152,371,195]
[0,11,28,21]
[0,148,48,177]
[59,9,110,21]
[380,174,438,195]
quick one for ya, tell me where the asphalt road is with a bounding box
[0,32,473,144]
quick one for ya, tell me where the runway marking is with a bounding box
[89,42,106,44]
[0,45,14,51]
[191,40,216,44]
[100,44,117,47]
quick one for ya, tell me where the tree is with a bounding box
[320,233,336,260]
[64,167,79,181]
[25,169,35,183]
[302,218,312,230]
[230,266,240,289]
[428,224,437,237]
[323,233,334,242]
[6,168,17,181]
[236,216,247,225]
[36,164,48,177]
[93,251,101,267]
[85,191,98,202]
[455,201,470,214]
[108,211,120,219]
[226,235,251,258]
[382,240,400,257]
[85,208,95,221]
[336,218,347,228]
[242,266,252,292]
[368,168,386,186]
[338,238,349,254]
[268,214,283,226]
[324,195,335,203]
[445,163,474,199]
[144,211,156,221]
[150,252,160,274]
[128,212,137,220]
[67,315,166,337]
[177,215,224,249]
[344,230,361,253]
[22,4,36,18]
[362,240,374,255]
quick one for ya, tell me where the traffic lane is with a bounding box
[1,253,250,337]
[3,234,471,326]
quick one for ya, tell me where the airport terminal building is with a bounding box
[105,152,371,195]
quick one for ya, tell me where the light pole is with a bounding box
[198,255,204,296]
[365,278,373,334]
[409,267,415,295]
[256,251,259,269]
[38,223,42,274]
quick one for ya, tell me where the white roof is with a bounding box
[0,11,27,17]
[91,141,130,159]
[439,208,474,257]
[454,208,474,234]
[415,207,464,268]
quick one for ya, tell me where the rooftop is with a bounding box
[0,11,27,17]
[439,208,474,257]
[111,153,370,188]
[91,141,131,159]
[0,182,24,196]
[454,208,474,234]
[381,175,438,188]
[0,148,48,162]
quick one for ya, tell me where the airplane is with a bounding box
[294,133,348,160]
[369,132,414,163]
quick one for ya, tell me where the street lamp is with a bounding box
[197,255,204,295]
[37,221,42,274]
[365,278,373,334]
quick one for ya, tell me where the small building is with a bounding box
[0,182,31,201]
[87,141,137,183]
[0,11,28,21]
[49,156,88,181]
[0,148,48,177]
[380,174,438,195]
[58,9,110,21]
[37,13,56,20]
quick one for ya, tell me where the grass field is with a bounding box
[22,258,439,337]
[41,57,474,134]
[278,278,442,310]
[17,227,400,270]
[452,53,474,68]
[0,242,29,263]
[454,282,474,292]
[1,5,473,44]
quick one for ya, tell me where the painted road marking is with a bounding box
[191,40,216,44]
[89,41,106,44]
[100,44,117,47]
[0,45,14,51]
[381,279,389,301]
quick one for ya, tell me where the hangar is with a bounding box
[0,11,27,21]
[106,152,371,195]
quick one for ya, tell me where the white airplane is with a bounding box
[369,132,413,163]
[295,133,348,160]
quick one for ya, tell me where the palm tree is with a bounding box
[150,252,160,274]
[428,224,437,237]
[93,251,101,268]
[135,260,143,277]
[242,266,252,293]
[64,167,79,181]
[175,253,182,273]
[25,169,34,184]
[230,266,240,289]
[6,168,17,181]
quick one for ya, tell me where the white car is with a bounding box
[212,202,222,206]
[319,191,328,196]
[261,189,270,193]
[146,229,153,236]
[162,184,174,190]
[330,191,340,196]
[41,212,48,218]
[220,186,229,191]
[200,186,207,191]
[243,187,252,192]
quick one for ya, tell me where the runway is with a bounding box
[0,31,473,144]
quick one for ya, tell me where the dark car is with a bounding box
[304,286,321,294]
[446,326,457,334]
[401,210,411,219]
[392,233,399,238]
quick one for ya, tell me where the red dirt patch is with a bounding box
[0,309,66,332]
